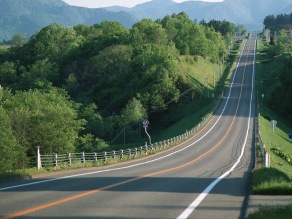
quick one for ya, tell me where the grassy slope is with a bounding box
[251,36,292,195]
[122,41,242,147]
[127,40,243,146]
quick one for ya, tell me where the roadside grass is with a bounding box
[246,35,292,219]
[251,168,292,195]
[251,36,292,194]
[0,45,10,49]
[247,204,292,219]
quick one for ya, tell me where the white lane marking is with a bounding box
[0,41,247,192]
[177,38,256,219]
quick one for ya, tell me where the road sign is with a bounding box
[289,133,292,139]
[142,119,149,127]
[271,120,277,127]
[271,120,277,133]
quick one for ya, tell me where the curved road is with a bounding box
[0,35,257,219]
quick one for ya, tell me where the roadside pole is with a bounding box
[268,120,277,168]
[142,119,151,145]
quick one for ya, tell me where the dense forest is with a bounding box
[264,12,292,32]
[0,12,243,171]
[262,13,292,122]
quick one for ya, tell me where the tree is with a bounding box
[85,45,133,112]
[3,87,85,158]
[17,23,80,65]
[270,54,292,121]
[11,33,27,46]
[131,44,180,112]
[79,103,104,138]
[130,19,168,45]
[121,98,147,126]
[19,58,59,89]
[0,61,18,86]
[77,134,109,153]
[93,21,130,50]
[0,106,23,171]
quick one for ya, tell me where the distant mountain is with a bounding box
[106,0,292,30]
[1,0,292,40]
[0,0,137,40]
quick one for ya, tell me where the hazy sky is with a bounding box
[62,0,224,8]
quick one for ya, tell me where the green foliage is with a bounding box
[121,98,147,126]
[0,13,236,170]
[0,61,17,86]
[255,37,292,197]
[0,106,23,171]
[248,204,292,219]
[264,13,292,32]
[2,87,85,157]
[131,19,168,45]
[15,23,80,65]
[79,103,104,138]
[272,147,292,166]
[158,14,228,60]
[131,43,180,112]
[92,21,130,51]
[20,58,59,89]
[77,134,109,153]
[251,168,292,195]
[266,54,292,121]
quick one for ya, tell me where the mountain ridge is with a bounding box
[1,0,292,40]
[105,0,292,30]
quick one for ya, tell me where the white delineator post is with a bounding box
[37,146,42,170]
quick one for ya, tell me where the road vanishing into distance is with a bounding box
[0,35,257,219]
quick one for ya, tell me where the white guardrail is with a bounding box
[37,114,212,169]
[256,113,269,167]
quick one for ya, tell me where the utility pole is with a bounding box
[213,67,215,89]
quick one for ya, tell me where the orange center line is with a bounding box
[1,41,253,219]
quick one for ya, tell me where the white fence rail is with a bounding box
[257,113,269,167]
[37,114,212,169]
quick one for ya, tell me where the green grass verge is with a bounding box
[253,36,292,192]
[251,168,292,195]
[247,35,292,219]
[247,204,292,219]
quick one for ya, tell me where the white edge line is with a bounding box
[176,38,256,219]
[0,40,248,192]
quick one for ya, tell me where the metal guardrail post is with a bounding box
[104,151,107,162]
[81,152,85,163]
[134,148,138,157]
[67,153,71,166]
[145,144,148,155]
[128,148,131,158]
[53,153,57,167]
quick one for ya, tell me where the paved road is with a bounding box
[0,35,257,219]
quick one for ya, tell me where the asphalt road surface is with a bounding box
[0,35,257,219]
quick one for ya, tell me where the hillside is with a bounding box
[106,0,292,30]
[1,0,292,40]
[0,0,136,40]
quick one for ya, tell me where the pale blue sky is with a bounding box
[62,0,224,8]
